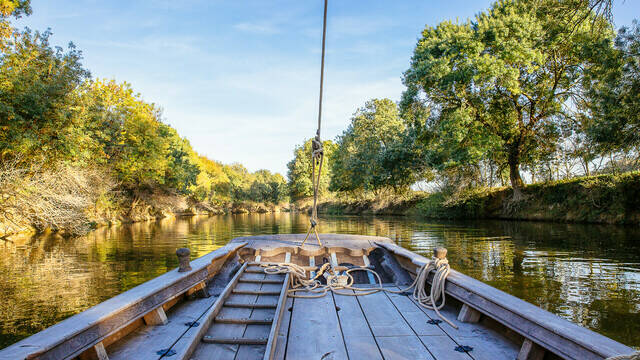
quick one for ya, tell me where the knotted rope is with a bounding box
[302,0,328,247]
[302,134,324,246]
[261,251,457,329]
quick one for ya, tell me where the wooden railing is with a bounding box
[0,242,246,360]
[376,242,634,360]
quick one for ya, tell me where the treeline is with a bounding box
[288,0,639,202]
[0,1,286,236]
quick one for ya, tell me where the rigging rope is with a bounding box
[261,255,458,329]
[302,0,328,247]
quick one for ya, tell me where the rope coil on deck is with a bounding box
[260,251,458,329]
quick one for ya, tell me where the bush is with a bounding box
[0,161,116,237]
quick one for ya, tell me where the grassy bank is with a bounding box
[306,172,640,225]
[0,163,288,240]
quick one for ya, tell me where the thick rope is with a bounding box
[302,0,328,247]
[261,257,457,329]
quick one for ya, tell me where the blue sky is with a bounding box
[13,0,640,175]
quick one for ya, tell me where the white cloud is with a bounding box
[233,22,281,35]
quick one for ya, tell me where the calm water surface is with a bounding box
[1,213,639,348]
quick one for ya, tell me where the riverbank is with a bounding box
[0,185,288,241]
[303,171,640,225]
[0,162,290,241]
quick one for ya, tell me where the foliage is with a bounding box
[330,98,414,194]
[287,138,335,201]
[0,0,31,50]
[0,29,89,163]
[584,20,640,151]
[0,3,288,237]
[414,171,640,224]
[401,0,613,194]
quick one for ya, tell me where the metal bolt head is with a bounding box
[433,247,447,259]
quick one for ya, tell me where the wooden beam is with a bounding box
[517,339,545,360]
[186,281,207,298]
[143,307,168,326]
[263,273,290,360]
[457,304,481,323]
[78,342,108,360]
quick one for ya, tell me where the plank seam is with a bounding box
[381,290,440,360]
[395,286,476,360]
[353,291,386,360]
[330,291,351,360]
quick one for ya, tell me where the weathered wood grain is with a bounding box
[143,307,168,326]
[286,290,348,359]
[272,296,293,360]
[173,262,248,360]
[231,233,391,258]
[78,342,108,360]
[376,242,634,359]
[263,272,290,360]
[108,295,216,360]
[517,339,545,360]
[356,289,414,337]
[457,304,481,323]
[332,290,383,360]
[375,336,435,360]
[0,242,246,360]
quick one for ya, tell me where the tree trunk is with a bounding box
[508,149,524,200]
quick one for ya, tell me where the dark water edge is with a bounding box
[1,213,639,349]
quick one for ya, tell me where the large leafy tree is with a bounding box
[402,0,613,197]
[0,29,89,164]
[330,98,407,194]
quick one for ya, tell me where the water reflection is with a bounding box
[0,213,638,348]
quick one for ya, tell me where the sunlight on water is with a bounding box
[0,213,639,348]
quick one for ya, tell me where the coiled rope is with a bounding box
[261,254,458,329]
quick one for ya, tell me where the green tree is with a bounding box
[249,170,288,204]
[0,0,31,50]
[161,126,200,194]
[0,29,89,164]
[287,138,335,201]
[402,0,613,197]
[584,20,640,152]
[330,98,406,194]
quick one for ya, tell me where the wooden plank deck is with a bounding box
[267,284,519,360]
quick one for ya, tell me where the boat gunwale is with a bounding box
[376,241,634,360]
[0,242,246,360]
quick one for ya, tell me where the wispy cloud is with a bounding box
[233,22,281,35]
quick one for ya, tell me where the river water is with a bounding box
[1,213,639,349]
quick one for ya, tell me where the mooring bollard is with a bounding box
[176,248,192,272]
[434,247,447,259]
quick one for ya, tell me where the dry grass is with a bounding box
[0,160,117,237]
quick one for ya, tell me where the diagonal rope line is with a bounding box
[302,0,328,247]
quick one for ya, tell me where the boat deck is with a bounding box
[190,265,518,360]
[2,235,632,360]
